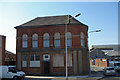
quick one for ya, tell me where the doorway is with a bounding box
[43,61,50,75]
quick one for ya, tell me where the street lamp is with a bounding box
[65,13,81,80]
[88,29,101,74]
[89,30,101,33]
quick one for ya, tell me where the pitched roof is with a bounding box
[15,15,88,28]
[5,50,15,55]
[106,51,120,56]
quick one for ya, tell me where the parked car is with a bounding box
[103,67,117,76]
[0,66,25,80]
[114,63,120,71]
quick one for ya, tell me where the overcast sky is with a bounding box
[0,1,119,53]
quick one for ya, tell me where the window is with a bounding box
[22,55,27,67]
[43,33,49,47]
[30,54,40,67]
[54,33,60,47]
[35,55,40,61]
[30,55,34,61]
[53,54,64,67]
[32,34,38,48]
[66,32,72,47]
[81,32,85,47]
[8,67,17,73]
[22,34,28,48]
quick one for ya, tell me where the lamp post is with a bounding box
[88,29,101,74]
[65,13,80,80]
[89,30,101,33]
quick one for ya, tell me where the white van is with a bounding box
[0,66,25,80]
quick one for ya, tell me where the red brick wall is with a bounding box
[4,53,16,65]
[21,52,73,75]
[16,25,88,50]
[90,59,108,68]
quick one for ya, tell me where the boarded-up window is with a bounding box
[53,54,64,67]
[67,53,72,67]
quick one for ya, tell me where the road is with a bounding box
[90,66,120,77]
[90,65,120,80]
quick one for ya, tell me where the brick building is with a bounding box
[15,15,89,75]
[0,35,16,66]
[90,58,109,68]
[0,35,6,65]
[90,44,120,68]
[4,50,16,66]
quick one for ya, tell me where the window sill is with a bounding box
[29,67,40,68]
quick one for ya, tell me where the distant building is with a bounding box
[4,50,16,66]
[90,58,120,68]
[90,44,120,67]
[90,44,120,59]
[90,48,106,59]
[90,45,120,51]
[0,35,16,66]
[15,15,89,75]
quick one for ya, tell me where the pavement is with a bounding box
[90,65,104,71]
[25,75,102,80]
[24,66,120,80]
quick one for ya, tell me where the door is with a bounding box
[43,61,50,75]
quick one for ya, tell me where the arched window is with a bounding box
[54,33,60,47]
[81,32,85,47]
[32,33,38,48]
[22,34,28,48]
[43,33,49,47]
[66,32,72,47]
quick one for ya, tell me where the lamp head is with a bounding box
[74,13,81,17]
[96,30,101,32]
